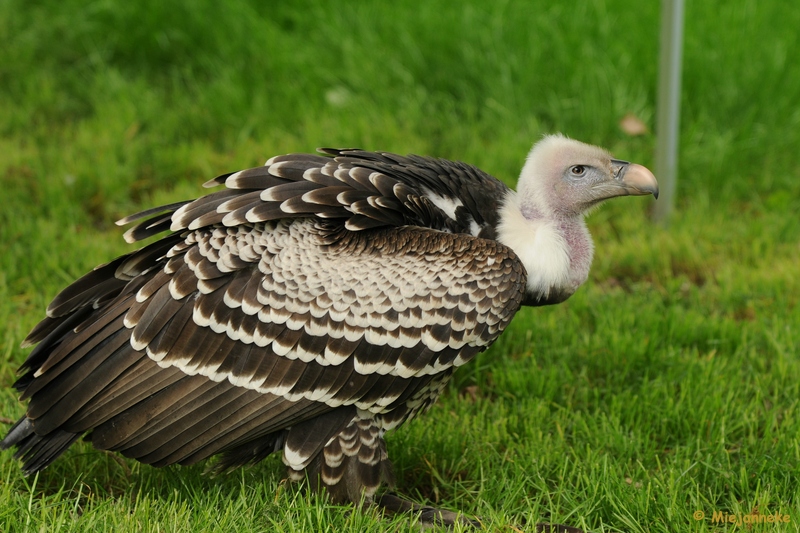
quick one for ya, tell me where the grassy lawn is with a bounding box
[2,0,799,531]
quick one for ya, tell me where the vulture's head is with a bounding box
[497,134,658,306]
[516,134,659,217]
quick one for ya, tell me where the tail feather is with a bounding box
[1,417,81,475]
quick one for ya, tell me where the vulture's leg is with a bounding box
[301,417,394,503]
[301,417,478,527]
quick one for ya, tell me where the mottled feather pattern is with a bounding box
[128,219,524,418]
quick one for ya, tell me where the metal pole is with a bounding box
[652,0,685,224]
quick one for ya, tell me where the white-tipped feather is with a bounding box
[420,188,463,221]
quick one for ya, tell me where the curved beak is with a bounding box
[612,160,659,199]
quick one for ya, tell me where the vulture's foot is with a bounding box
[375,493,588,532]
[376,493,482,528]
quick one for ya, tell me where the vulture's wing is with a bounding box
[8,163,525,474]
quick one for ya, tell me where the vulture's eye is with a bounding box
[569,165,586,176]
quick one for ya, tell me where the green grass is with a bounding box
[2,0,800,531]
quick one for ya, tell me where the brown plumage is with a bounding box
[3,136,657,528]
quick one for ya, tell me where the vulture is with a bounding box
[2,135,657,528]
